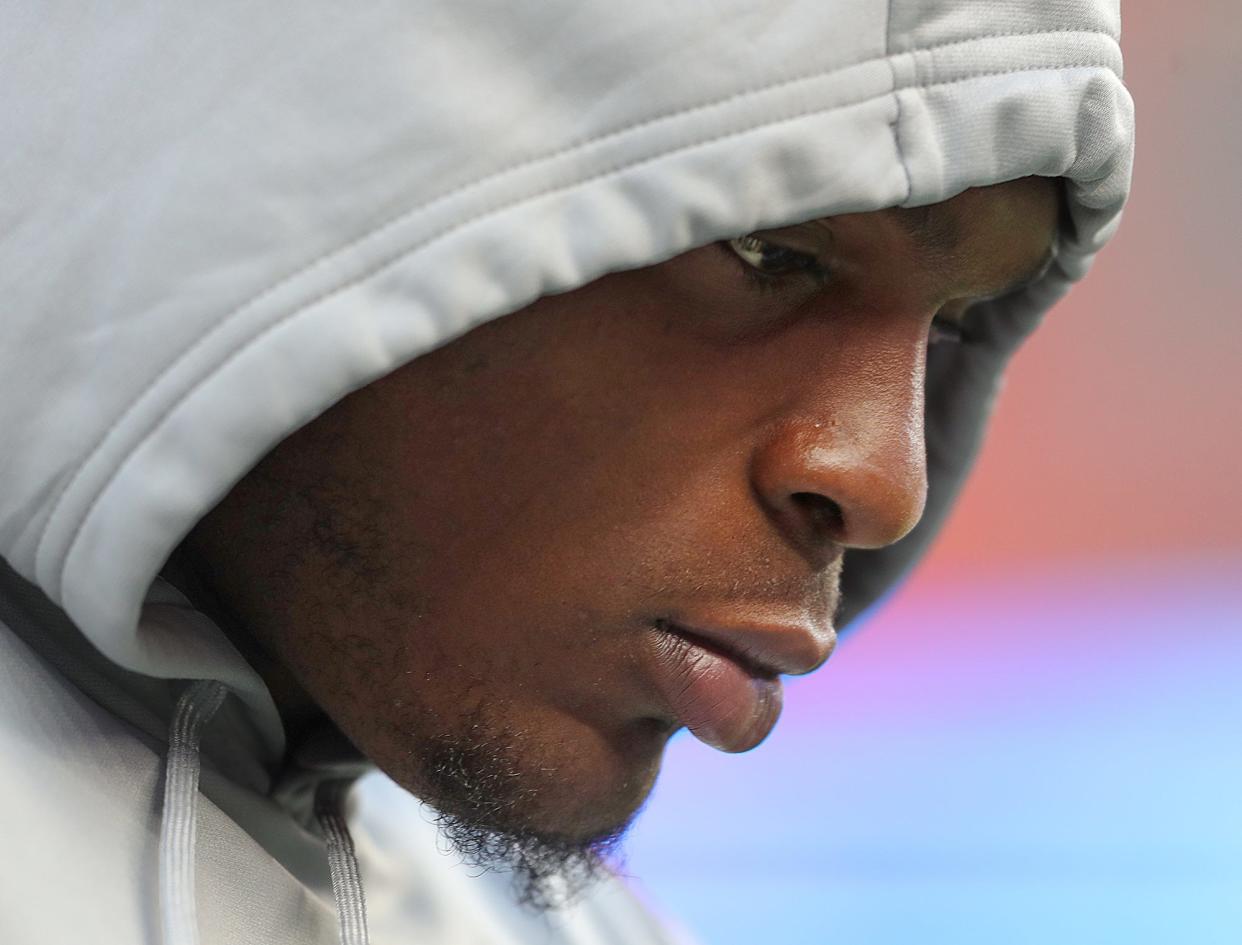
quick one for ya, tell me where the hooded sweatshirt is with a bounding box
[0,2,1133,943]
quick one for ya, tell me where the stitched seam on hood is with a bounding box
[45,53,1124,599]
[885,0,914,205]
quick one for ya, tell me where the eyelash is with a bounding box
[722,237,832,295]
[722,235,965,345]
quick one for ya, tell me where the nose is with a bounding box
[749,345,929,558]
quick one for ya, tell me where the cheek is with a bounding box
[290,273,836,688]
[338,370,729,686]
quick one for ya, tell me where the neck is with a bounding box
[162,543,326,746]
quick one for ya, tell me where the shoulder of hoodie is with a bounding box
[0,611,343,944]
[0,602,688,944]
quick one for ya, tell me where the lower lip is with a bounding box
[648,622,783,753]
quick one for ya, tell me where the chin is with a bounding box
[393,707,672,845]
[529,716,672,841]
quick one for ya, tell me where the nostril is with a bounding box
[790,491,844,537]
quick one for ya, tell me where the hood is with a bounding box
[0,1,1133,741]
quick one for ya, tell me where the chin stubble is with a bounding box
[414,710,634,912]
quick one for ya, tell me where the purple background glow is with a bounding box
[626,562,1242,943]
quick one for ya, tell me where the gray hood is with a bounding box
[0,1,1133,752]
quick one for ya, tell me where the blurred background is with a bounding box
[623,2,1242,942]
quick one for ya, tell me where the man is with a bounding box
[0,2,1132,943]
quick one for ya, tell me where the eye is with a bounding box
[725,234,831,292]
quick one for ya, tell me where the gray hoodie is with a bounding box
[0,2,1133,942]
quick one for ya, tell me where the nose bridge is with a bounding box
[751,337,929,553]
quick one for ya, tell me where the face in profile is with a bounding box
[180,176,1060,904]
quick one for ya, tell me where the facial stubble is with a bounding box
[411,703,636,910]
[181,465,640,912]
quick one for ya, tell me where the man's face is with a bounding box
[184,177,1059,895]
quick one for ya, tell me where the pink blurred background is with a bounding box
[932,0,1241,569]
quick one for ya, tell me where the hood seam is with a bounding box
[43,49,1124,603]
[885,0,914,205]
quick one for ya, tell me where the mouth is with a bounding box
[646,619,786,753]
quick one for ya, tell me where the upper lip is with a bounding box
[657,614,836,678]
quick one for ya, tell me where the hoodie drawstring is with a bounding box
[316,780,371,945]
[159,682,370,945]
[160,680,227,945]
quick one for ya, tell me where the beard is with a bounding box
[415,709,637,911]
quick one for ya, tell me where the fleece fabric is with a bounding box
[0,1,1133,942]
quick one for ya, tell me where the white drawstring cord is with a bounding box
[160,680,228,945]
[316,780,371,945]
[160,682,369,945]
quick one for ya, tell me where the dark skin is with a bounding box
[181,177,1060,848]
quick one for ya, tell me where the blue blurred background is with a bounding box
[625,563,1242,943]
[623,4,1242,942]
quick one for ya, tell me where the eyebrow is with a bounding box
[897,204,1060,299]
[898,204,963,261]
